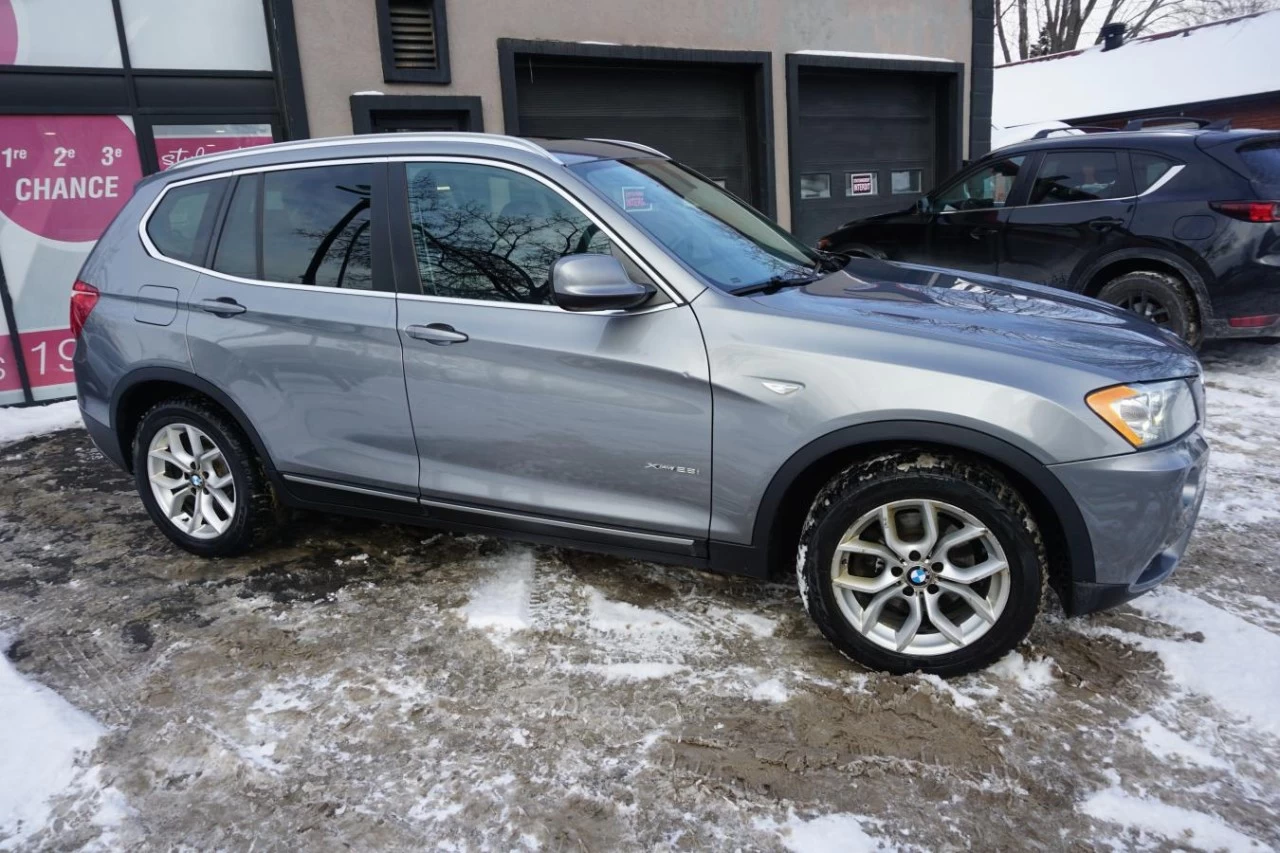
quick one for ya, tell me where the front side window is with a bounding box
[147,178,227,265]
[1030,151,1126,204]
[213,165,374,289]
[932,156,1026,212]
[571,158,821,292]
[405,162,650,305]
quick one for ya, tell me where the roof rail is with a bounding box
[1031,125,1119,139]
[1121,116,1218,131]
[585,138,669,158]
[166,132,563,172]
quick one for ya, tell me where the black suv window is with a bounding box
[1132,152,1179,194]
[1238,141,1280,186]
[932,157,1025,212]
[1030,151,1126,204]
[148,178,228,265]
[213,165,375,289]
[404,161,651,305]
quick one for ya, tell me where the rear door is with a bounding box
[1000,148,1136,289]
[925,155,1029,275]
[185,160,420,495]
[390,158,713,545]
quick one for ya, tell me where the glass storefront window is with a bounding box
[153,124,274,171]
[119,0,270,71]
[0,115,142,403]
[0,0,122,68]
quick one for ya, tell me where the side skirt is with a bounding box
[277,473,768,578]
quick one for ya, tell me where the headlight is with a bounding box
[1086,379,1198,448]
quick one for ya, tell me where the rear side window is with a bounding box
[212,164,375,289]
[1030,151,1126,204]
[147,178,227,265]
[1238,142,1280,185]
[1132,153,1178,193]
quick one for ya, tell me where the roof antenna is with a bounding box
[1101,22,1126,51]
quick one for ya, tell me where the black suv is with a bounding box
[818,122,1280,345]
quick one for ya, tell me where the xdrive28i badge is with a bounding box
[645,462,701,476]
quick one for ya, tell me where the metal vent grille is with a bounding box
[388,0,437,70]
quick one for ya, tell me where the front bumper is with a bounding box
[1049,429,1209,615]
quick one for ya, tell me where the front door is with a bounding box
[1000,149,1136,288]
[926,155,1029,276]
[391,159,713,541]
[186,161,420,494]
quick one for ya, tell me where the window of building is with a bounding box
[933,157,1025,212]
[119,0,271,71]
[0,0,122,67]
[1030,151,1126,204]
[261,165,374,289]
[404,162,648,304]
[376,0,451,84]
[147,179,228,265]
[891,169,923,195]
[800,174,831,199]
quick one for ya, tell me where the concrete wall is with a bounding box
[292,0,974,227]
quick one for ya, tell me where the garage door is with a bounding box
[792,69,941,245]
[512,58,762,209]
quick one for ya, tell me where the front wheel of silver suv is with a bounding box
[797,451,1044,676]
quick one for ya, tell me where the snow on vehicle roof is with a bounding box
[993,10,1280,127]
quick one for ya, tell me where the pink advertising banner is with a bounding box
[155,133,273,170]
[0,114,142,402]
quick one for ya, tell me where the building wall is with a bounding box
[1078,92,1280,132]
[291,0,974,226]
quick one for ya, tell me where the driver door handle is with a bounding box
[198,297,247,316]
[969,226,999,239]
[405,323,469,345]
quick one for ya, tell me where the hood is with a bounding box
[753,258,1200,382]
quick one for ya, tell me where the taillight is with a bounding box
[1210,201,1280,222]
[1229,314,1279,329]
[70,280,100,338]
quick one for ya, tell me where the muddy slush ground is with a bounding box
[3,341,1280,851]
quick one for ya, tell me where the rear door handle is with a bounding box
[969,226,999,239]
[198,297,246,316]
[405,323,469,345]
[1089,217,1125,232]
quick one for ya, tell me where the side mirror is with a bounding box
[551,255,654,312]
[916,197,932,214]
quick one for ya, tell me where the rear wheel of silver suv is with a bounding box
[797,451,1043,676]
[132,398,271,557]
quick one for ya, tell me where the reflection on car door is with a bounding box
[926,155,1028,276]
[1000,149,1136,289]
[186,163,421,495]
[391,160,713,544]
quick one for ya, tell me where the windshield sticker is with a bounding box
[621,186,652,211]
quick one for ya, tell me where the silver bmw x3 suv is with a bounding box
[71,133,1208,675]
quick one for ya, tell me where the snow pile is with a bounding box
[0,638,108,846]
[1123,714,1226,770]
[754,811,891,852]
[0,400,81,447]
[987,650,1056,693]
[1081,788,1265,850]
[1199,342,1280,528]
[458,548,535,635]
[586,589,692,636]
[994,10,1280,125]
[1126,588,1280,737]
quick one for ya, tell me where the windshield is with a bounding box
[569,158,821,291]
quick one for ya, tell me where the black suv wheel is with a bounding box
[797,451,1044,676]
[1097,271,1200,347]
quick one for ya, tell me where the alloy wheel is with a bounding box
[828,498,1011,656]
[1117,290,1172,327]
[146,423,236,540]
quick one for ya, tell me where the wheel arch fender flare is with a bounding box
[1076,247,1213,320]
[748,420,1096,583]
[110,366,278,477]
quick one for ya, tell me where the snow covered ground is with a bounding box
[1,341,1279,850]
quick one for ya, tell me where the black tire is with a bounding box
[132,397,272,557]
[796,451,1044,677]
[1097,270,1201,348]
